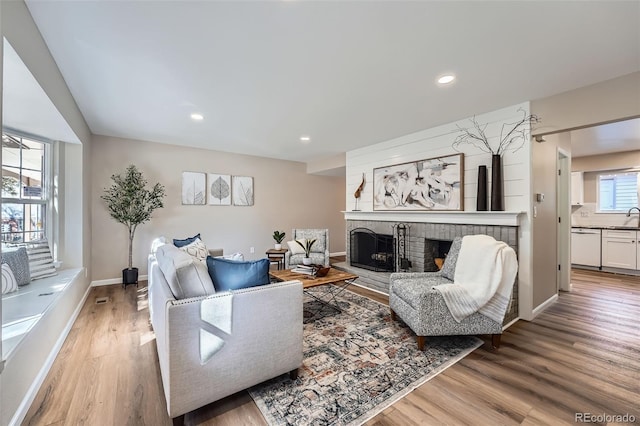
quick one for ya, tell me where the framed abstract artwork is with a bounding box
[181,172,206,205]
[373,153,464,211]
[232,176,254,206]
[208,174,231,205]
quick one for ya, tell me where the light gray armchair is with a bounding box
[389,236,516,351]
[285,228,330,268]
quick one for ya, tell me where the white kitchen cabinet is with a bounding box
[601,229,637,270]
[571,171,584,205]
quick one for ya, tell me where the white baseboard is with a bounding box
[502,317,520,331]
[91,275,148,287]
[330,251,346,257]
[10,280,91,426]
[532,294,558,319]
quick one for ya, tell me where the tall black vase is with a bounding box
[476,165,488,211]
[491,154,504,211]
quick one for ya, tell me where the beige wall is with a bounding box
[91,135,346,281]
[306,153,346,175]
[573,150,640,203]
[531,72,640,135]
[529,73,640,314]
[531,133,570,307]
[572,150,640,173]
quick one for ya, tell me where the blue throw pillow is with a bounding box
[206,255,216,285]
[173,233,201,248]
[207,257,270,292]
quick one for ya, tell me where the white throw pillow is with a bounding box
[287,239,306,255]
[2,263,18,294]
[150,236,167,254]
[179,238,209,262]
[217,252,244,261]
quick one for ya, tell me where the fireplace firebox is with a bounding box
[350,228,395,272]
[424,238,453,272]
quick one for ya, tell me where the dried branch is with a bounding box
[452,108,540,156]
[496,108,541,155]
[453,117,493,154]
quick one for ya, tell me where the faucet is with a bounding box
[627,207,640,228]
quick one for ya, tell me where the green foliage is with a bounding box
[2,176,19,196]
[272,230,286,243]
[295,238,316,258]
[101,165,166,269]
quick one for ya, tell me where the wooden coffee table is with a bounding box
[269,268,358,321]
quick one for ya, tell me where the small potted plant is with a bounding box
[296,238,316,265]
[273,231,286,250]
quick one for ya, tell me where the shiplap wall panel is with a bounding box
[345,102,534,321]
[346,103,532,213]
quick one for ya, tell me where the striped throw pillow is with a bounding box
[2,263,18,294]
[25,240,58,280]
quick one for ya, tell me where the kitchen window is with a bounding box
[597,171,639,213]
[1,132,50,243]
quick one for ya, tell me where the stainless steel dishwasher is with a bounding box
[571,228,601,267]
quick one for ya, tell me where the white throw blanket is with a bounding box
[434,235,518,323]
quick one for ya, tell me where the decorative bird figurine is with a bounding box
[354,173,365,199]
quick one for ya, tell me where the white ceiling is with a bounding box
[19,1,640,163]
[570,118,640,158]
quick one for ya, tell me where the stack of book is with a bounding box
[291,264,316,275]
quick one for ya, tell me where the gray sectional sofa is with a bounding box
[148,243,303,424]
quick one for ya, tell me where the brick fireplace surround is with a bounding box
[336,218,520,324]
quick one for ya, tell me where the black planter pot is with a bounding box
[122,267,139,288]
[476,165,488,211]
[491,154,504,211]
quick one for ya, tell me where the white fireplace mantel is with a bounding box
[342,210,524,227]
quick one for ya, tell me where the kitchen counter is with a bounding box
[572,225,640,231]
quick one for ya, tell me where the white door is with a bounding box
[557,150,571,291]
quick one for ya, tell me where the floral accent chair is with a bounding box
[285,229,330,268]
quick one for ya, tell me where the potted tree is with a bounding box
[101,165,166,287]
[295,238,316,265]
[273,230,286,250]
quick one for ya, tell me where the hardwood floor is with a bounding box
[23,269,640,425]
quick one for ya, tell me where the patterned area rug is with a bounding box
[249,287,482,425]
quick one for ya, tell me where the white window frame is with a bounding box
[596,170,639,213]
[1,129,52,244]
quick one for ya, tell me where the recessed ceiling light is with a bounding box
[191,113,204,121]
[300,135,311,143]
[437,74,456,85]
